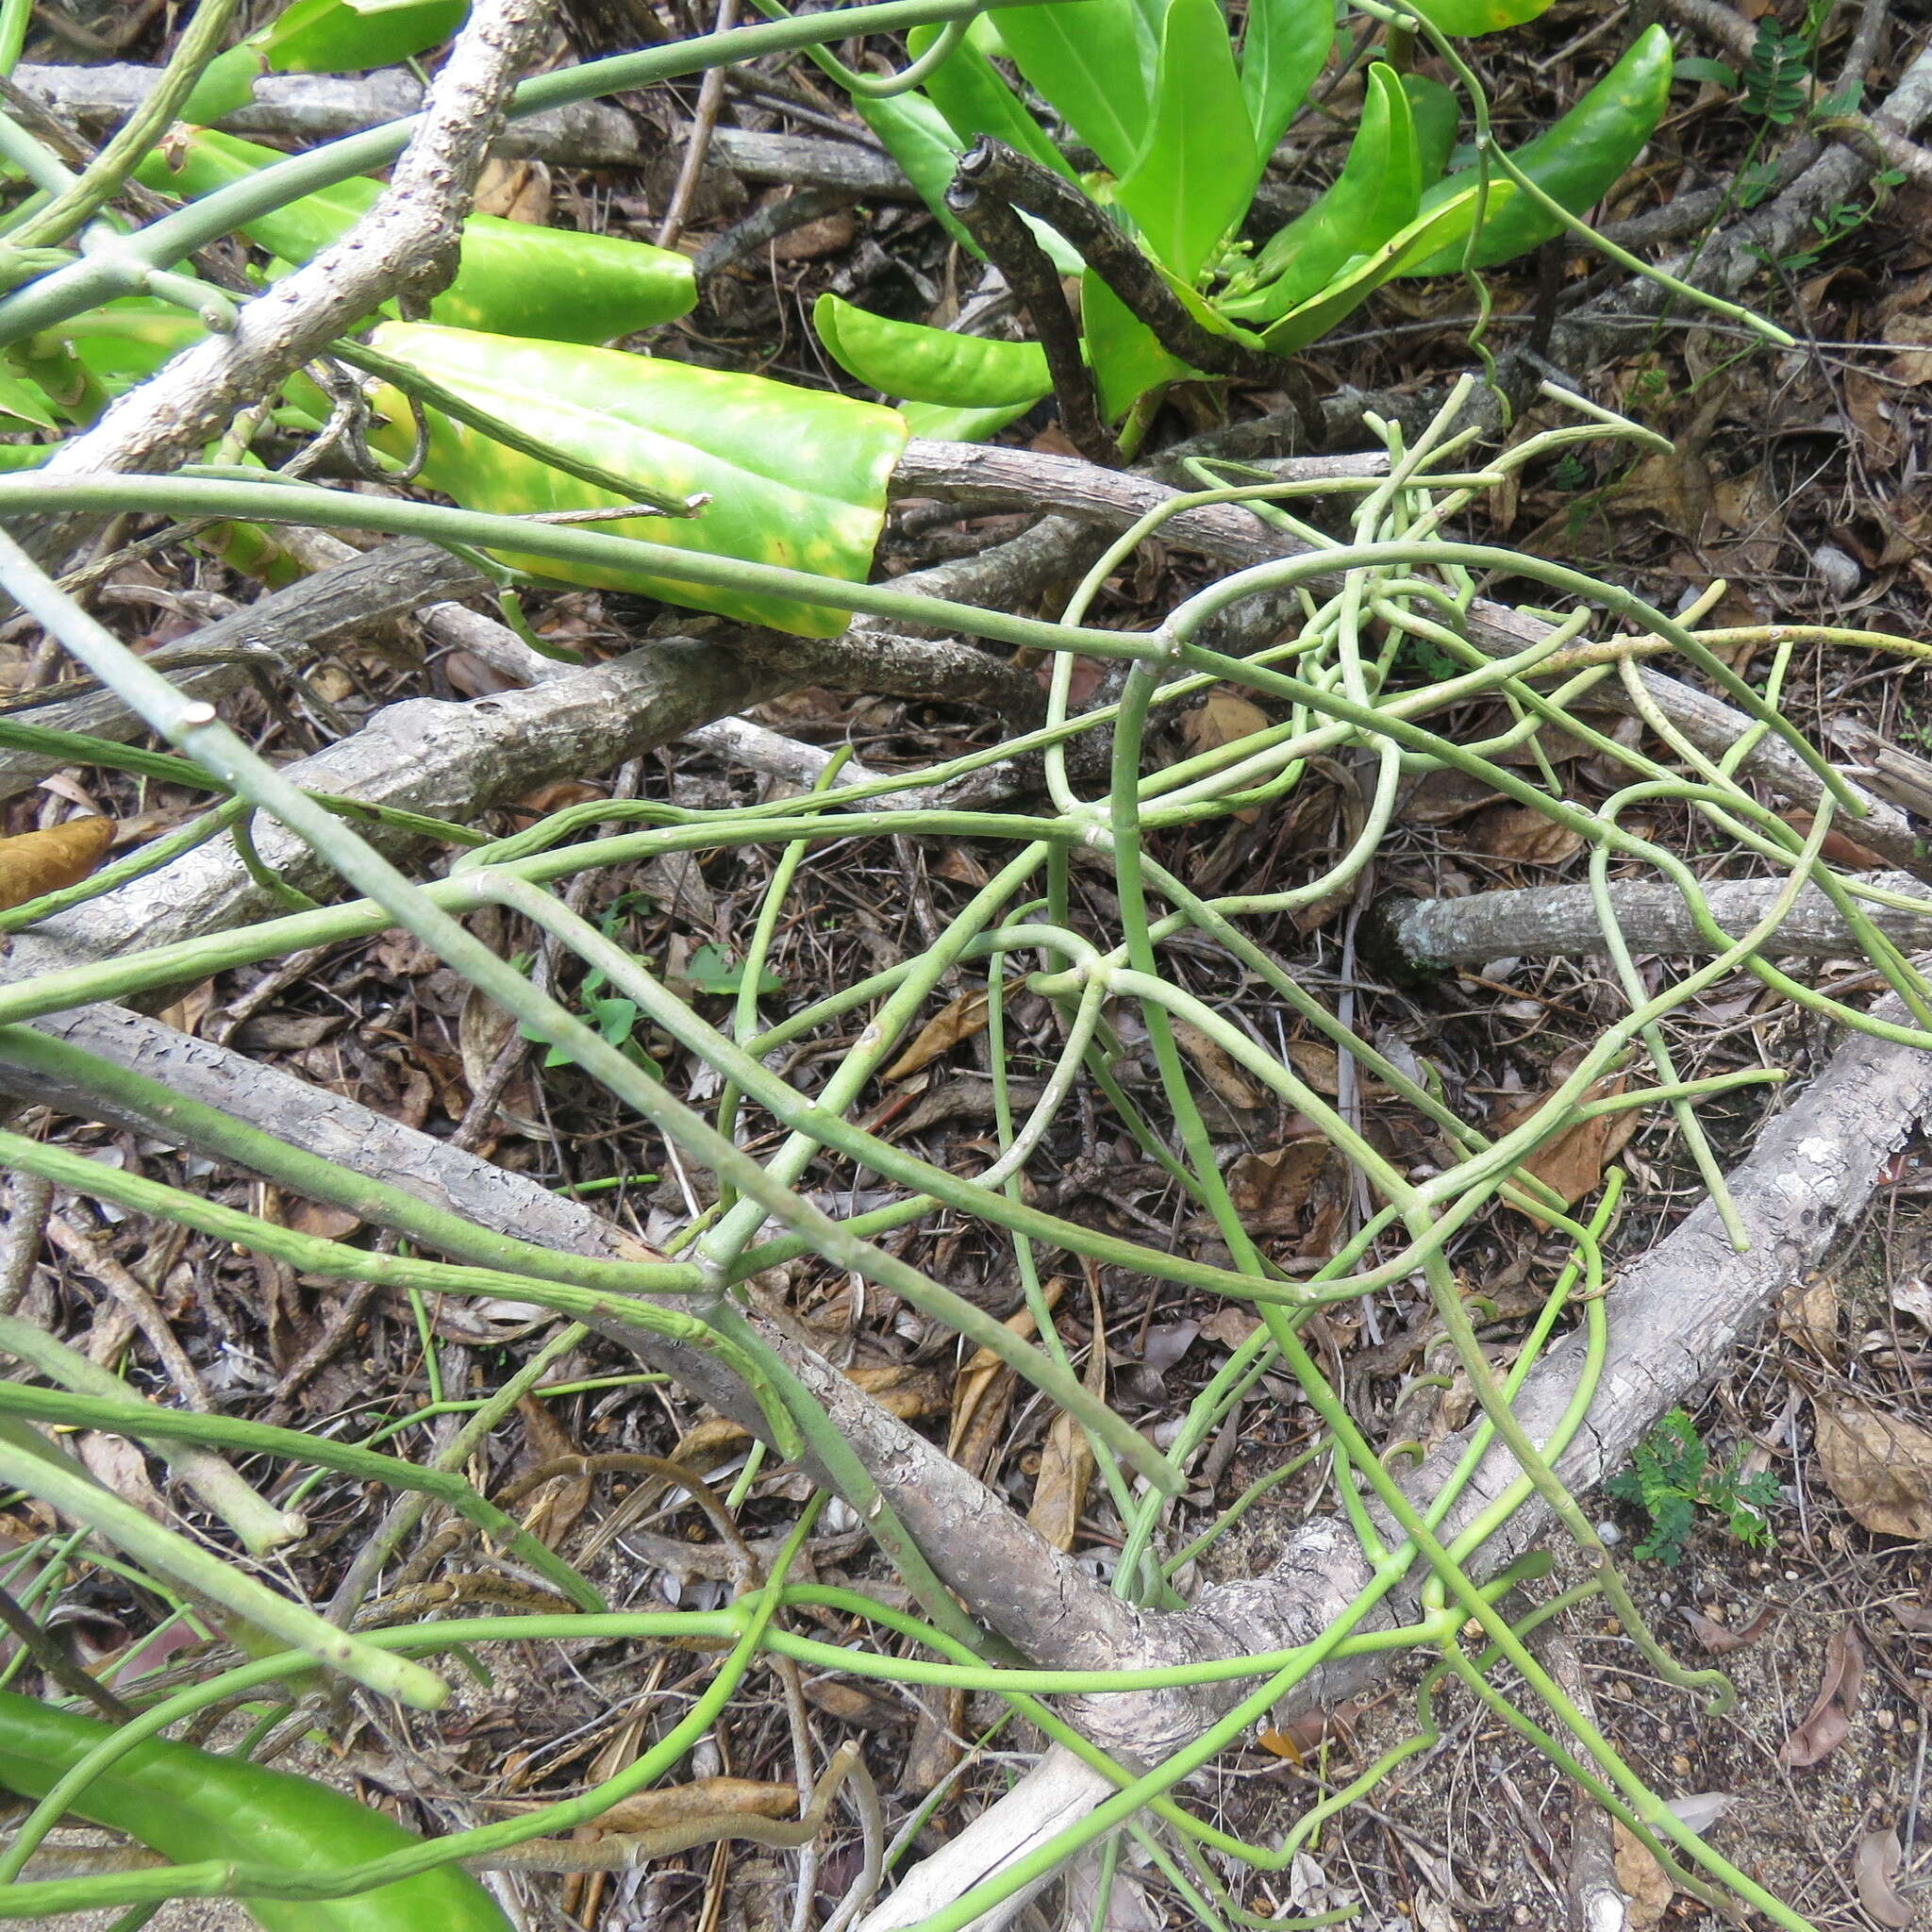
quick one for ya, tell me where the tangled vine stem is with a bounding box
[1,360,1927,1932]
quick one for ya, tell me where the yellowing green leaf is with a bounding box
[365,323,908,639]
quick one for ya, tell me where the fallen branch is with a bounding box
[12,62,914,193]
[1381,870,1932,968]
[856,990,1932,1927]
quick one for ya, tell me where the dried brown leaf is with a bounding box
[78,1433,166,1521]
[949,1294,1052,1476]
[1172,1018,1265,1112]
[1778,1276,1839,1359]
[1199,1307,1262,1350]
[290,1201,361,1241]
[883,979,1022,1082]
[1781,1624,1864,1767]
[1257,1700,1363,1762]
[1468,804,1583,868]
[1398,768,1506,825]
[0,816,111,910]
[1890,1277,1932,1328]
[588,1777,797,1832]
[473,156,552,223]
[1611,1820,1675,1930]
[1680,1603,1775,1655]
[516,1394,591,1546]
[1179,691,1271,757]
[1028,1283,1105,1552]
[1497,1077,1640,1224]
[1225,1141,1331,1229]
[1853,1827,1915,1928]
[1883,312,1932,386]
[673,1363,944,1467]
[1815,1401,1932,1540]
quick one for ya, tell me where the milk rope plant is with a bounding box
[0,386,1923,1929]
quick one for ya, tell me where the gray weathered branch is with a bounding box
[1384,871,1932,968]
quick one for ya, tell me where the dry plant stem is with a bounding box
[655,0,739,249]
[0,1313,304,1554]
[1384,870,1932,966]
[25,0,549,567]
[0,538,1036,803]
[0,1171,51,1316]
[42,1211,211,1412]
[0,1583,132,1722]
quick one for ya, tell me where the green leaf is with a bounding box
[0,367,59,430]
[1081,268,1190,424]
[687,943,784,997]
[1226,63,1419,324]
[43,297,208,395]
[1406,0,1555,35]
[1256,176,1515,351]
[1241,0,1334,156]
[896,398,1039,441]
[814,294,1052,409]
[1403,73,1460,185]
[258,0,467,71]
[1396,25,1674,275]
[1673,56,1738,91]
[178,0,468,120]
[361,322,909,639]
[1741,19,1811,125]
[850,91,981,255]
[1117,0,1258,281]
[906,23,1077,180]
[135,129,694,341]
[996,0,1158,179]
[176,44,270,124]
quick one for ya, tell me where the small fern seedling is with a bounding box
[1606,1409,1781,1566]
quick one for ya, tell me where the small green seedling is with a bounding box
[1605,1408,1780,1566]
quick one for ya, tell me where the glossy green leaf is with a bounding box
[1118,0,1257,281]
[1082,268,1191,425]
[135,129,693,341]
[177,44,270,124]
[1241,0,1334,156]
[906,23,1076,180]
[1403,73,1460,185]
[179,0,468,120]
[996,0,1158,180]
[815,293,1052,408]
[897,397,1039,441]
[851,92,982,256]
[362,323,909,638]
[0,367,58,430]
[1226,63,1418,324]
[263,0,469,70]
[1257,177,1518,352]
[39,297,208,395]
[1397,25,1673,274]
[1406,0,1555,35]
